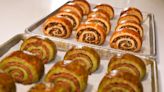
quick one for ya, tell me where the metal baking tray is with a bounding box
[25,1,156,58]
[0,33,159,92]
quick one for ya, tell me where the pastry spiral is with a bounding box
[108,54,146,80]
[20,36,57,64]
[69,0,91,15]
[120,7,143,22]
[42,16,73,38]
[115,21,143,38]
[0,71,16,92]
[0,51,44,84]
[94,4,114,19]
[76,22,106,45]
[44,60,88,92]
[64,46,100,73]
[110,28,142,52]
[118,14,141,24]
[98,70,143,92]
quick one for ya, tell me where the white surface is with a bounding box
[0,0,163,91]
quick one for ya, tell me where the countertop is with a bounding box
[0,0,163,91]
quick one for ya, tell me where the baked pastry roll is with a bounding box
[94,4,114,19]
[0,51,44,84]
[76,22,106,45]
[56,10,81,29]
[43,16,73,38]
[120,7,143,22]
[118,14,141,24]
[115,21,143,38]
[69,0,91,15]
[44,60,88,92]
[86,15,111,35]
[59,4,83,19]
[29,82,71,92]
[0,71,16,92]
[110,28,142,52]
[64,46,100,73]
[98,70,143,92]
[108,54,146,80]
[20,36,57,64]
[87,8,110,22]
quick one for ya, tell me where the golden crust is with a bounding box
[76,22,106,45]
[110,28,142,52]
[43,16,73,38]
[118,14,141,24]
[95,4,114,19]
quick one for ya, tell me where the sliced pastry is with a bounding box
[118,14,141,24]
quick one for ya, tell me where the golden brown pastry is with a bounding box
[115,21,143,38]
[0,51,44,84]
[94,4,114,19]
[120,7,143,22]
[108,54,146,80]
[118,14,141,24]
[20,36,57,64]
[55,10,81,29]
[42,16,73,38]
[0,71,16,92]
[110,28,142,52]
[69,0,91,15]
[76,22,106,45]
[98,70,143,92]
[86,15,111,35]
[44,60,88,92]
[64,46,100,74]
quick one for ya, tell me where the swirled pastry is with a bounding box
[0,71,16,92]
[20,36,57,64]
[94,4,114,19]
[118,14,141,24]
[110,28,142,52]
[98,70,143,92]
[59,4,83,19]
[120,7,143,22]
[108,54,146,80]
[69,0,91,15]
[86,15,111,35]
[64,46,100,73]
[42,16,73,38]
[44,60,88,92]
[76,22,106,45]
[115,21,143,38]
[0,51,44,84]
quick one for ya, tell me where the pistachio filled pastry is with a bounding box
[29,82,71,92]
[110,28,142,52]
[98,70,143,92]
[42,16,73,38]
[76,22,106,45]
[108,54,146,80]
[120,7,143,22]
[44,60,88,92]
[94,4,114,19]
[20,36,57,64]
[0,71,16,92]
[0,51,44,84]
[64,46,100,73]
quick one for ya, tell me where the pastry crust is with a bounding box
[118,14,141,24]
[0,51,44,84]
[115,21,143,38]
[110,28,142,52]
[20,36,57,64]
[120,7,143,22]
[98,70,143,92]
[76,22,106,45]
[95,4,114,19]
[43,16,73,38]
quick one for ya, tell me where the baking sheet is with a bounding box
[25,1,156,57]
[0,34,159,92]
